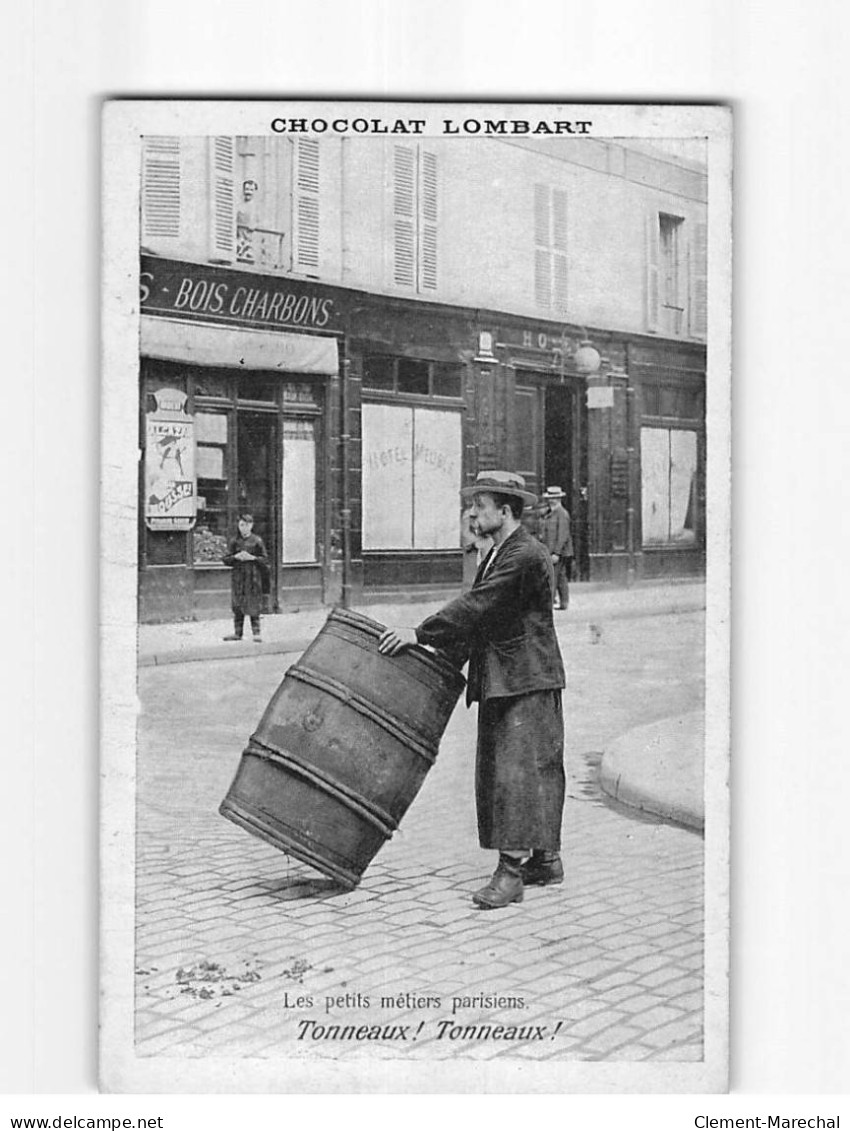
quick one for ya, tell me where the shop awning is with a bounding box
[140,315,339,375]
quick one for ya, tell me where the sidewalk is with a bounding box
[138,578,706,667]
[600,711,706,831]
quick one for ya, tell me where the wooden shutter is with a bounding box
[209,137,235,262]
[418,150,438,291]
[393,145,416,287]
[552,188,568,313]
[142,136,180,243]
[689,220,708,338]
[645,212,660,332]
[293,138,320,273]
[534,184,551,308]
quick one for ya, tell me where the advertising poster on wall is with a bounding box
[144,388,196,531]
[101,101,731,1094]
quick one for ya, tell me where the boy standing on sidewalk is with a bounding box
[222,512,269,643]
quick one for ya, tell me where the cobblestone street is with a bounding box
[134,604,705,1066]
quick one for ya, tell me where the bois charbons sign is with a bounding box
[140,257,339,332]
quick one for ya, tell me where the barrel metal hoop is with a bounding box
[245,738,398,839]
[287,663,438,766]
[323,617,466,698]
[219,798,361,890]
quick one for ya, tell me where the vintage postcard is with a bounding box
[100,100,731,1092]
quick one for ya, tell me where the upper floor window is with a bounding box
[235,136,319,275]
[392,145,438,293]
[646,211,707,339]
[141,135,320,277]
[659,213,683,330]
[234,136,291,272]
[534,184,568,314]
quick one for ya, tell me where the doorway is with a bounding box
[236,410,278,610]
[544,382,588,579]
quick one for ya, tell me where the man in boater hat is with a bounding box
[378,471,566,909]
[538,485,574,611]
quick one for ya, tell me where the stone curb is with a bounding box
[138,596,706,668]
[599,711,705,832]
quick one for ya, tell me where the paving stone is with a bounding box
[564,1010,628,1039]
[135,608,708,1063]
[670,989,704,1012]
[581,1024,646,1057]
[637,967,692,990]
[646,1043,703,1062]
[627,1004,687,1031]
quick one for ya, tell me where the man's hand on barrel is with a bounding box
[377,627,418,655]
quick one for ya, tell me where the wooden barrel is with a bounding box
[219,608,466,890]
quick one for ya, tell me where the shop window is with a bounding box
[432,363,462,399]
[660,386,679,417]
[237,374,277,402]
[282,419,317,562]
[193,411,230,563]
[641,427,698,546]
[397,358,429,396]
[643,384,701,420]
[192,372,229,399]
[681,387,701,418]
[146,529,186,566]
[534,184,568,314]
[362,355,462,399]
[362,403,462,550]
[363,355,395,391]
[643,385,661,416]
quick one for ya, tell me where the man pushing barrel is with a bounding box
[378,470,566,910]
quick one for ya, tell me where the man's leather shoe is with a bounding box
[520,851,564,886]
[472,857,524,909]
[222,634,243,641]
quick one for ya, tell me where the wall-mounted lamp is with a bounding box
[573,336,602,376]
[473,331,497,364]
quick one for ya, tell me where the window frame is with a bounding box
[361,354,463,403]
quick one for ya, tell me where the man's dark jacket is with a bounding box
[538,504,573,558]
[415,525,565,706]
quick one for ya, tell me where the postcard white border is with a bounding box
[100,100,731,1094]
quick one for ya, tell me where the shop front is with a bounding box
[630,340,706,579]
[344,315,475,603]
[138,256,342,622]
[137,257,706,622]
[465,322,706,583]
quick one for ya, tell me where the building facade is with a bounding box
[138,134,707,622]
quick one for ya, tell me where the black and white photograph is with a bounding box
[98,100,731,1093]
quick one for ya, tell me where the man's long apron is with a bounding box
[475,689,565,852]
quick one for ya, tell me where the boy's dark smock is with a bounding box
[414,525,566,852]
[222,533,269,617]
